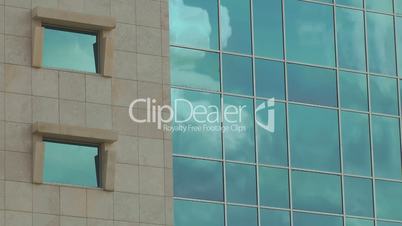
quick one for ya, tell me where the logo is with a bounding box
[255,98,275,133]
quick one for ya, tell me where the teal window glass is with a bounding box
[226,163,257,205]
[292,171,342,214]
[344,177,374,217]
[336,0,362,7]
[370,76,399,115]
[376,180,402,221]
[43,27,97,73]
[255,59,285,100]
[220,0,251,54]
[396,0,402,14]
[346,218,374,226]
[222,54,253,96]
[259,167,289,208]
[367,13,396,76]
[169,0,218,50]
[287,64,337,107]
[43,141,100,188]
[253,0,283,59]
[378,222,402,226]
[173,157,223,201]
[171,89,222,159]
[285,0,335,67]
[289,104,340,172]
[174,200,224,226]
[366,0,393,13]
[341,112,371,176]
[336,8,366,71]
[372,116,401,180]
[227,206,257,226]
[170,47,220,91]
[261,209,290,226]
[293,212,343,226]
[224,96,255,162]
[396,17,402,76]
[340,71,368,111]
[257,101,288,166]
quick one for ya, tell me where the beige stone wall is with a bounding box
[0,0,172,226]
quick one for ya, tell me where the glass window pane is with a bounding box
[378,222,402,226]
[344,177,374,217]
[396,0,402,14]
[254,0,283,59]
[346,218,374,226]
[261,209,290,226]
[292,171,343,214]
[222,54,253,96]
[259,167,289,208]
[224,96,255,162]
[169,0,219,49]
[255,59,285,100]
[285,0,335,67]
[220,0,251,54]
[171,89,222,159]
[43,27,97,73]
[376,180,402,221]
[43,141,100,187]
[341,112,371,176]
[257,101,288,166]
[336,8,366,71]
[287,64,337,107]
[226,163,256,205]
[174,200,224,226]
[370,76,399,115]
[170,47,220,91]
[293,212,343,226]
[336,0,362,8]
[366,0,393,13]
[340,71,368,111]
[289,104,340,172]
[367,13,396,76]
[395,17,402,76]
[227,206,257,226]
[173,157,223,201]
[372,116,401,180]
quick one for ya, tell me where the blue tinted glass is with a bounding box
[289,104,340,172]
[174,200,224,226]
[336,0,362,7]
[376,180,402,221]
[367,13,396,76]
[341,112,371,176]
[370,76,399,115]
[396,17,402,76]
[372,116,401,180]
[378,222,402,226]
[169,0,218,49]
[293,212,343,226]
[261,209,290,226]
[171,89,222,159]
[222,55,253,96]
[255,60,285,100]
[344,177,373,217]
[170,47,220,91]
[43,27,97,73]
[227,206,257,226]
[285,0,335,67]
[288,64,337,107]
[259,167,289,208]
[340,71,368,111]
[254,0,283,59]
[366,0,393,13]
[226,163,257,205]
[292,171,342,214]
[337,8,366,71]
[220,0,251,54]
[346,218,374,226]
[173,157,223,201]
[257,101,287,166]
[396,1,402,14]
[224,96,255,162]
[43,141,99,187]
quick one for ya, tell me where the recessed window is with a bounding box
[42,26,98,73]
[43,140,101,188]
